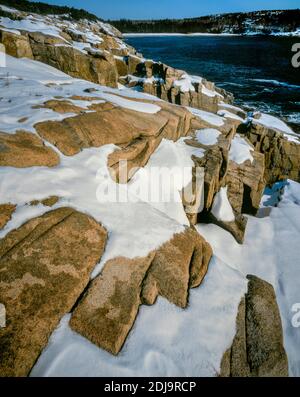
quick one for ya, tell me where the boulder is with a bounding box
[225,151,265,215]
[70,227,212,355]
[0,204,16,230]
[220,275,289,377]
[35,103,168,156]
[244,123,300,185]
[0,131,60,168]
[29,196,59,207]
[0,207,107,376]
[0,29,33,59]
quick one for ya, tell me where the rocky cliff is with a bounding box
[0,2,299,377]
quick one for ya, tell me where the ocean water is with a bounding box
[126,35,300,132]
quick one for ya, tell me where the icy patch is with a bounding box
[211,187,235,222]
[229,134,254,164]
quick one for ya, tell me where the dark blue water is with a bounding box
[126,35,300,132]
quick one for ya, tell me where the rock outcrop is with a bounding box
[0,207,107,376]
[0,4,298,378]
[70,227,212,355]
[0,204,16,230]
[0,8,233,110]
[0,131,60,168]
[220,275,289,377]
[120,58,234,112]
[242,122,300,185]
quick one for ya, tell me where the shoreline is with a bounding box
[124,32,300,37]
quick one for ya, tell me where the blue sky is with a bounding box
[31,0,300,20]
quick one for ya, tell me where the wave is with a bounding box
[218,82,244,87]
[287,113,300,123]
[250,79,300,89]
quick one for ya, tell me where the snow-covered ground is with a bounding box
[252,113,300,143]
[197,180,300,376]
[0,55,162,135]
[30,179,300,377]
[0,50,299,377]
[229,134,254,164]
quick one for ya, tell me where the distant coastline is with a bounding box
[123,31,300,37]
[110,9,300,37]
[124,33,241,37]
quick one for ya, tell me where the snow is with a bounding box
[127,74,164,85]
[173,74,195,93]
[217,109,244,122]
[211,186,235,222]
[0,55,162,135]
[127,138,197,227]
[71,41,91,54]
[0,27,21,35]
[196,128,221,146]
[229,134,254,164]
[0,16,65,40]
[0,5,18,13]
[0,144,186,275]
[187,107,225,127]
[97,92,161,114]
[202,85,222,98]
[219,102,244,114]
[123,33,241,37]
[31,255,247,377]
[197,179,300,376]
[252,113,299,143]
[28,177,300,377]
[190,75,203,84]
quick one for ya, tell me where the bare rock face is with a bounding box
[0,204,16,230]
[243,123,300,185]
[220,275,289,377]
[0,208,107,376]
[0,15,233,109]
[0,29,119,88]
[29,196,59,207]
[0,131,60,168]
[123,58,231,113]
[226,151,265,215]
[0,30,33,59]
[70,254,155,355]
[185,127,266,243]
[70,227,212,355]
[30,37,118,88]
[34,97,194,182]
